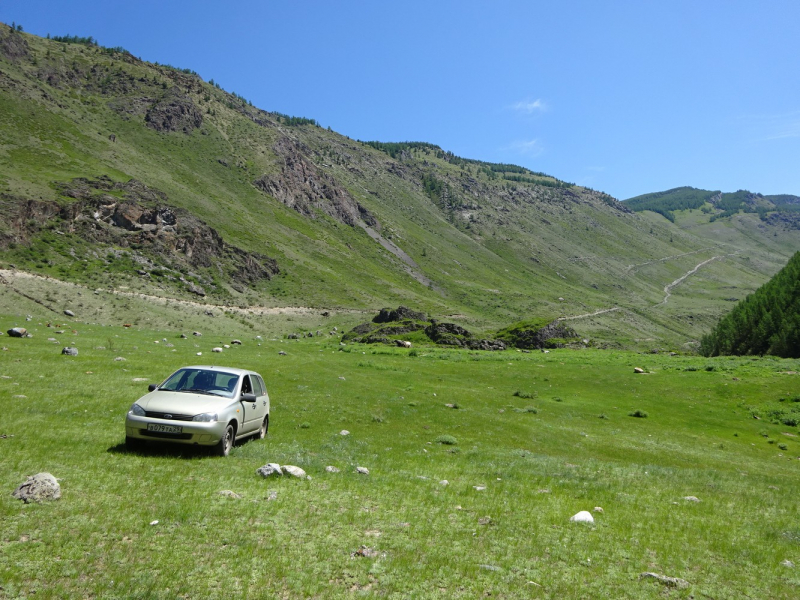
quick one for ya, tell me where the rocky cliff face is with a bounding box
[0,177,278,290]
[253,136,378,227]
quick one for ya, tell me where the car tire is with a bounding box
[257,415,269,439]
[217,424,234,457]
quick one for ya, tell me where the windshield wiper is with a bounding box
[179,388,215,396]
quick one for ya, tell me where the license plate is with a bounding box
[147,423,183,434]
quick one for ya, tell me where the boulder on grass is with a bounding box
[7,327,27,338]
[12,473,61,503]
[256,463,283,478]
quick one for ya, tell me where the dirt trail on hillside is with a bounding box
[0,269,365,317]
[559,307,621,321]
[656,256,722,305]
[561,253,729,320]
[625,248,715,273]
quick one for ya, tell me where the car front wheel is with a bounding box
[257,415,269,439]
[217,424,234,457]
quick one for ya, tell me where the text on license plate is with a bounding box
[147,423,183,434]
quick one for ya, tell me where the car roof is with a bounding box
[179,365,260,377]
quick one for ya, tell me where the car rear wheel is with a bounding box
[217,424,234,457]
[257,415,269,439]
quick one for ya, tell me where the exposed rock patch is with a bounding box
[253,136,378,228]
[0,177,279,289]
[0,27,29,62]
[145,86,203,134]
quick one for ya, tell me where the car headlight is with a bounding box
[129,403,145,416]
[192,412,218,422]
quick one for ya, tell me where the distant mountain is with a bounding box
[1,25,799,348]
[624,186,800,224]
[700,251,800,358]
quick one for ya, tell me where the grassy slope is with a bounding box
[1,30,799,350]
[1,314,798,597]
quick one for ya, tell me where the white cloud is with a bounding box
[740,110,800,141]
[511,99,547,114]
[507,138,544,157]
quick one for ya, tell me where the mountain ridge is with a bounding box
[1,25,799,348]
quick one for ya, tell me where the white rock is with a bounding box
[473,485,486,491]
[683,496,700,502]
[570,511,594,523]
[256,463,283,478]
[325,466,340,473]
[340,430,350,436]
[282,465,307,479]
[212,347,223,353]
[356,467,369,475]
[439,480,449,486]
[196,352,202,356]
[593,506,604,513]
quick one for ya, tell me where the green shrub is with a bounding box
[779,443,788,451]
[512,390,536,399]
[435,435,458,445]
[629,410,648,418]
[299,422,310,429]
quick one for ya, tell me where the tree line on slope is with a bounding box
[700,252,800,358]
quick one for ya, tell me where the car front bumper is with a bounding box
[125,414,229,446]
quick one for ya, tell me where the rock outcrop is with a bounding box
[145,86,203,134]
[0,177,279,290]
[254,136,378,227]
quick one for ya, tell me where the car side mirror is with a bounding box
[241,393,257,402]
[148,384,158,392]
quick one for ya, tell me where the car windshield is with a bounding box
[159,368,239,398]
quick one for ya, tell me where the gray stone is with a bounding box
[231,339,242,345]
[7,328,27,338]
[61,347,78,356]
[12,473,61,503]
[217,490,242,499]
[325,466,340,473]
[639,572,689,589]
[64,310,75,317]
[282,465,307,479]
[340,430,350,436]
[256,463,283,478]
[356,467,370,475]
[683,496,700,502]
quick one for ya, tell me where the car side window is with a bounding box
[256,375,267,397]
[251,376,263,397]
[241,375,252,395]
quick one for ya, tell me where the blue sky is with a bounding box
[3,1,799,199]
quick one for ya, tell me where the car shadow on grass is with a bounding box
[107,436,262,459]
[107,441,220,459]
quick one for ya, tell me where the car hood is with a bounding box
[137,390,235,415]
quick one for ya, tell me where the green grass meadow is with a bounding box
[1,316,799,598]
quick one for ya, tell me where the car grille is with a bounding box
[144,411,194,421]
[142,430,193,440]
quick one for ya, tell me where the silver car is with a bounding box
[125,365,270,456]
